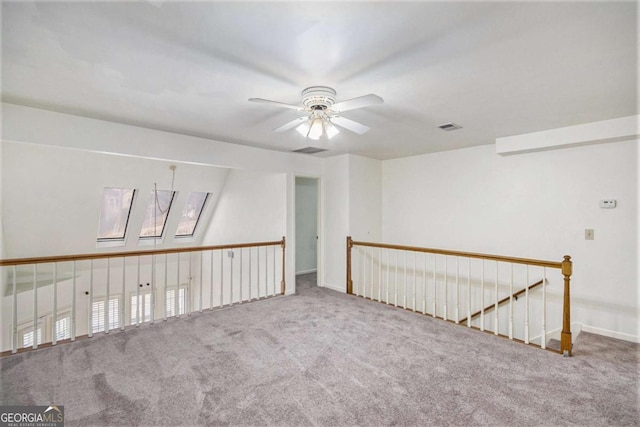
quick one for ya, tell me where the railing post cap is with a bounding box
[563,255,572,262]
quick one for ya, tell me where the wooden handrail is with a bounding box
[349,238,562,269]
[0,238,285,267]
[458,279,545,324]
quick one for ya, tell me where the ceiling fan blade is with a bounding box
[248,98,304,111]
[330,116,370,135]
[273,116,309,132]
[331,94,383,112]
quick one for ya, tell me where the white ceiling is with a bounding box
[2,1,637,160]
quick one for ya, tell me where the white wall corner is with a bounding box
[496,115,640,155]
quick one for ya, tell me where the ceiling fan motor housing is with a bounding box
[302,86,336,110]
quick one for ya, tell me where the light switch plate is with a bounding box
[585,229,594,240]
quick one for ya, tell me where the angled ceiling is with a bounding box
[1,1,637,160]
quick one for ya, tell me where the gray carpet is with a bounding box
[1,273,638,426]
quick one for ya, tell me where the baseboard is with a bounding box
[295,269,317,275]
[530,322,582,343]
[580,324,639,343]
[320,282,346,293]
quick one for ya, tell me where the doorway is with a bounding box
[295,177,319,290]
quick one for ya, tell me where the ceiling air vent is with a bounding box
[437,122,463,131]
[292,147,328,155]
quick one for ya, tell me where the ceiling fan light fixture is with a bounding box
[325,121,339,139]
[296,121,311,137]
[308,118,323,140]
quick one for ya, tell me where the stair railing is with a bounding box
[0,237,286,355]
[346,237,572,356]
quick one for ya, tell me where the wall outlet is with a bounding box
[585,229,594,240]
[599,199,617,209]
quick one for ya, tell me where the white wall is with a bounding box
[321,155,349,291]
[1,103,324,175]
[295,177,318,274]
[321,154,382,292]
[382,140,638,341]
[348,155,382,242]
[1,141,230,258]
[202,169,286,245]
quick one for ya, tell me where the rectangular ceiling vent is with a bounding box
[292,147,328,155]
[437,122,463,131]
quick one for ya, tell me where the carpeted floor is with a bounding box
[1,273,638,426]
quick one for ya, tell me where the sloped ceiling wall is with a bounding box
[2,141,230,258]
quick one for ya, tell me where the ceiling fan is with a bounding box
[249,86,383,140]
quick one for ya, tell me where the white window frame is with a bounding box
[165,286,188,317]
[54,310,72,342]
[130,290,153,325]
[17,320,45,349]
[91,296,122,334]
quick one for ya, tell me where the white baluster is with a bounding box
[509,263,514,340]
[105,259,110,334]
[72,261,77,340]
[386,250,391,304]
[541,267,547,349]
[220,249,224,305]
[525,265,530,344]
[480,260,485,332]
[256,247,260,299]
[444,256,448,321]
[467,258,471,328]
[378,248,382,302]
[89,261,93,338]
[136,256,141,326]
[494,261,499,336]
[52,263,58,345]
[125,254,130,331]
[209,251,214,310]
[432,255,437,318]
[188,252,192,315]
[403,251,407,309]
[230,250,234,305]
[12,266,17,353]
[455,257,459,324]
[413,252,417,311]
[240,249,243,303]
[248,247,252,301]
[176,253,181,318]
[273,246,276,297]
[32,265,38,349]
[394,250,398,306]
[151,255,155,324]
[370,247,374,299]
[423,253,427,314]
[164,254,168,320]
[200,252,204,312]
[264,246,268,297]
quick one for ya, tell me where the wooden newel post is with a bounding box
[346,236,353,294]
[560,255,572,357]
[280,237,286,295]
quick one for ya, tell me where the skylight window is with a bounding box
[139,190,175,238]
[97,188,136,240]
[175,192,209,237]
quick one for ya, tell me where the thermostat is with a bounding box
[599,200,617,209]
